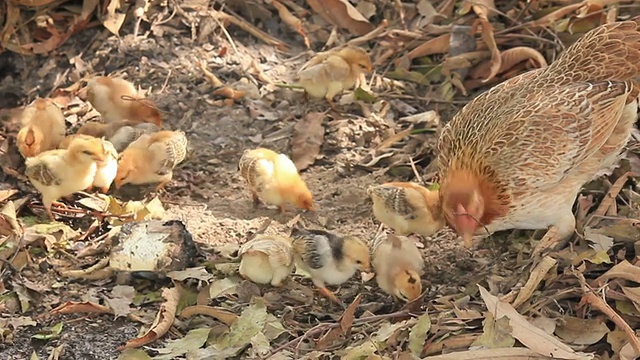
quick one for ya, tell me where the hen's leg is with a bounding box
[532,213,576,258]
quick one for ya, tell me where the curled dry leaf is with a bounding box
[179,305,239,326]
[272,0,310,48]
[306,0,374,36]
[291,112,325,171]
[316,294,362,350]
[406,34,451,62]
[471,18,501,82]
[469,46,548,80]
[50,301,113,315]
[118,287,181,350]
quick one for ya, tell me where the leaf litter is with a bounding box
[0,0,640,358]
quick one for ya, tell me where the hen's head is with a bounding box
[441,170,486,248]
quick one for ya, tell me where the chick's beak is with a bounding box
[462,231,474,249]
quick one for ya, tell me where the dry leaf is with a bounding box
[272,0,310,48]
[306,0,374,36]
[471,18,501,82]
[471,312,516,349]
[470,46,547,80]
[119,287,180,350]
[555,316,610,345]
[291,112,325,171]
[478,285,594,360]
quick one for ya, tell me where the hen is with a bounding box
[434,20,640,249]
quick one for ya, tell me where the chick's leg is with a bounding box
[251,191,261,208]
[100,186,110,194]
[86,185,94,193]
[317,286,343,305]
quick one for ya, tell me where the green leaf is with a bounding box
[408,313,431,356]
[32,321,63,340]
[152,328,210,360]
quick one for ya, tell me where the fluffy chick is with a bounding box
[238,235,294,286]
[296,45,372,108]
[108,122,160,152]
[86,76,162,126]
[372,234,424,302]
[238,148,315,213]
[115,130,187,190]
[291,228,370,304]
[25,137,105,219]
[59,135,119,193]
[17,98,66,158]
[76,120,138,139]
[368,182,445,237]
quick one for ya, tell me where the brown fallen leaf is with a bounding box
[593,260,640,287]
[470,46,547,80]
[555,316,610,346]
[272,0,310,48]
[179,305,239,326]
[290,112,326,171]
[511,256,557,309]
[118,286,181,350]
[306,0,374,36]
[471,18,501,82]
[478,285,593,360]
[316,294,362,350]
[406,34,451,62]
[422,347,558,359]
[50,301,113,315]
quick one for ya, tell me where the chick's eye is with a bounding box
[356,260,362,264]
[82,150,94,156]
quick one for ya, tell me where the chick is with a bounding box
[76,120,136,138]
[238,148,315,213]
[238,235,294,286]
[86,76,162,126]
[372,234,424,302]
[59,135,119,193]
[16,98,66,158]
[367,182,445,237]
[108,122,160,152]
[296,46,372,108]
[291,228,370,304]
[115,130,187,190]
[91,139,118,193]
[25,137,105,219]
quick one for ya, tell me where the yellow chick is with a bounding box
[108,122,160,152]
[238,148,315,213]
[291,228,370,304]
[86,76,162,126]
[25,137,105,219]
[372,234,424,302]
[115,130,187,190]
[16,98,67,158]
[59,135,119,193]
[367,182,445,237]
[296,46,372,108]
[238,235,294,286]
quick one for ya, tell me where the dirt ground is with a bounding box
[2,4,640,359]
[0,18,496,358]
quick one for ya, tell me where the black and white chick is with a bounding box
[291,228,370,304]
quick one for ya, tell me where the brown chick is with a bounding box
[115,130,187,190]
[291,228,370,305]
[238,148,315,213]
[76,120,138,139]
[296,45,372,109]
[25,137,105,219]
[238,235,294,286]
[367,182,444,237]
[372,234,424,303]
[86,76,162,126]
[108,122,160,152]
[17,98,66,158]
[435,20,640,249]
